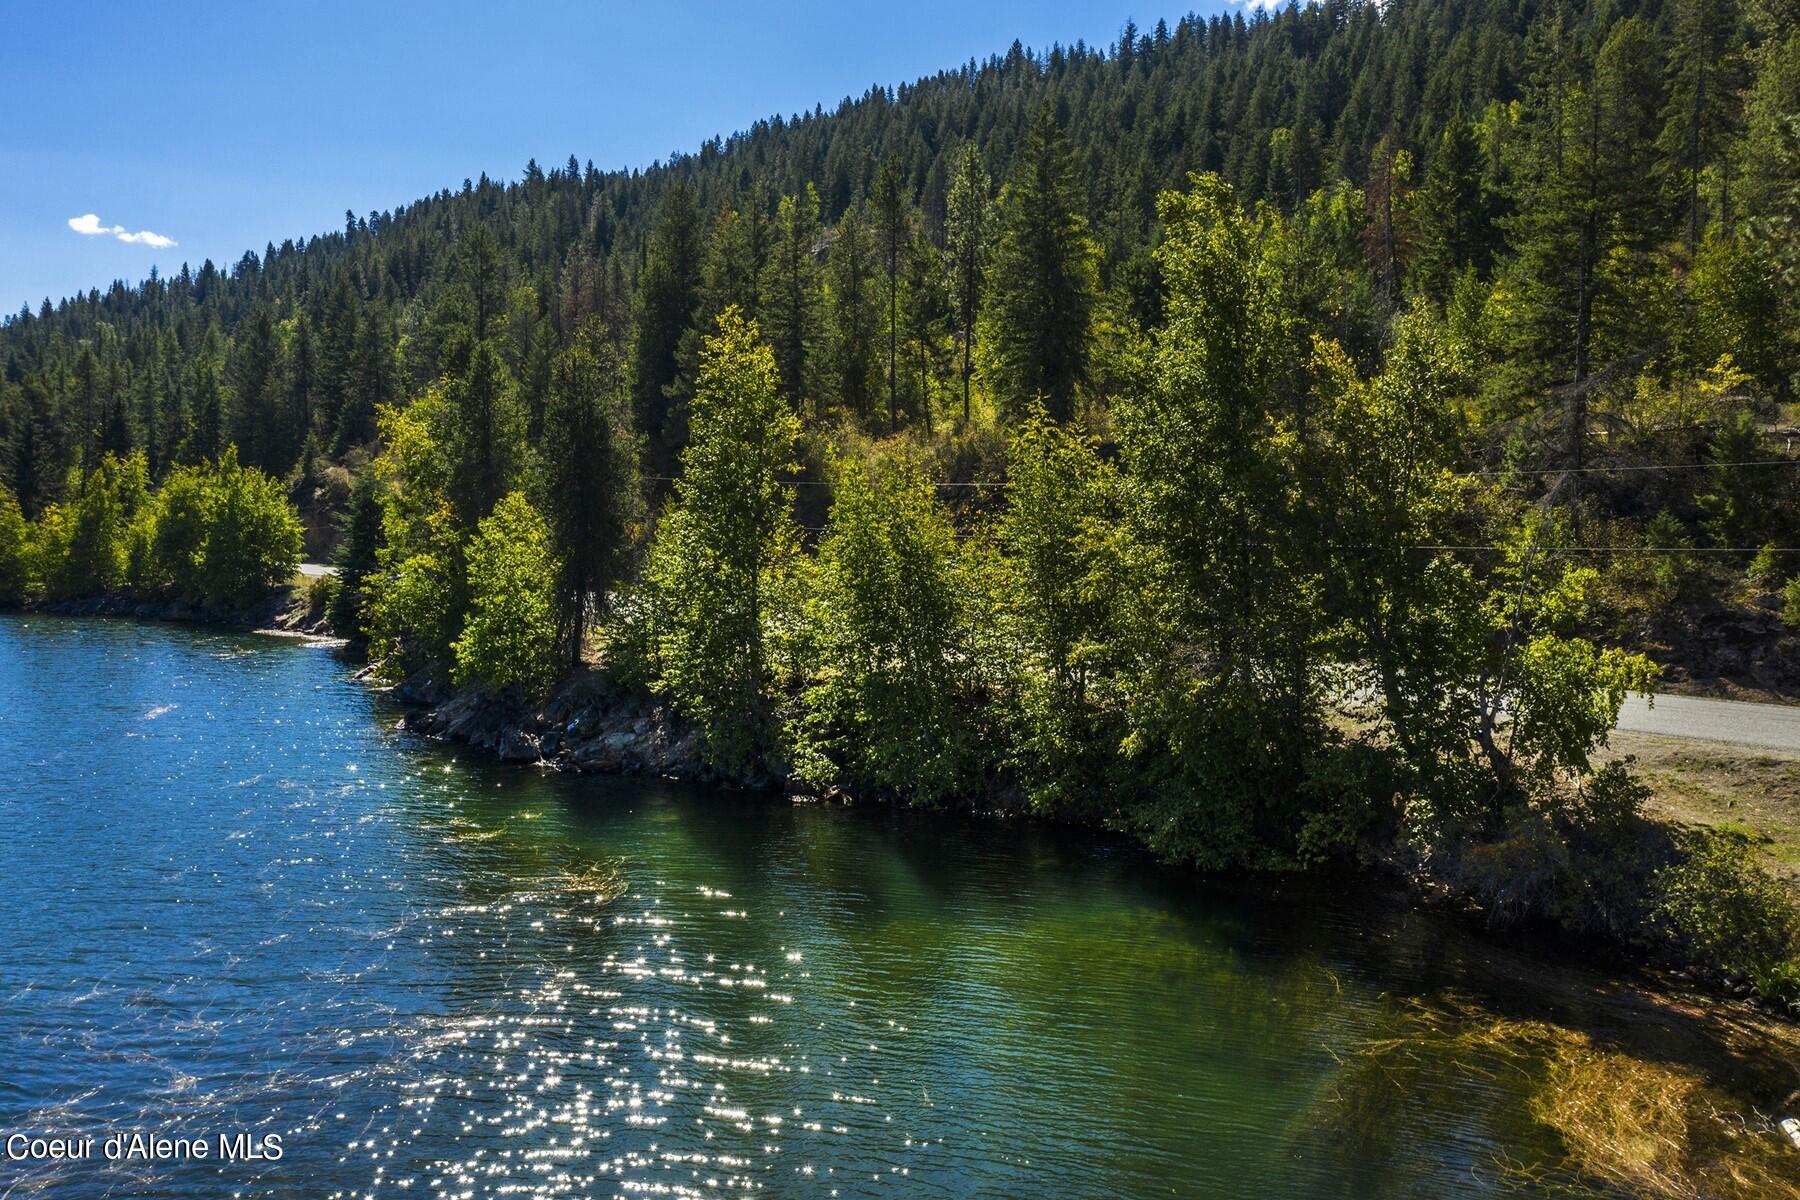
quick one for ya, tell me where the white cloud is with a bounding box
[67,212,175,249]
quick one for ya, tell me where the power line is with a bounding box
[1467,458,1800,477]
[1405,544,1800,554]
[642,457,1800,490]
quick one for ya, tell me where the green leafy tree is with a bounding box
[1001,408,1123,812]
[364,386,460,678]
[1319,312,1471,781]
[1113,175,1321,866]
[192,448,304,608]
[50,450,149,600]
[454,491,562,696]
[1458,516,1657,815]
[639,308,800,771]
[0,484,32,604]
[793,456,969,802]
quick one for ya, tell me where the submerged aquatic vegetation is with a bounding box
[1314,993,1800,1198]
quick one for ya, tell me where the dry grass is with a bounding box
[1602,730,1800,885]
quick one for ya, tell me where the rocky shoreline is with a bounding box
[384,668,782,790]
[32,587,334,638]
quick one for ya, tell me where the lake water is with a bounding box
[0,614,1739,1198]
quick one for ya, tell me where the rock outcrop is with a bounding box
[391,670,782,790]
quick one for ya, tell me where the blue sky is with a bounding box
[1,0,1229,316]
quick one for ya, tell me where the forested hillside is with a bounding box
[5,0,1800,1004]
[7,0,1793,500]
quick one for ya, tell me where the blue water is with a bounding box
[0,614,1696,1198]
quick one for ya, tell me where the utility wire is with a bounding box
[643,458,1800,490]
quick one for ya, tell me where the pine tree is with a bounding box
[760,185,824,414]
[448,339,525,529]
[132,344,164,478]
[328,466,384,645]
[629,184,704,468]
[827,203,881,422]
[1412,119,1489,303]
[230,307,282,472]
[286,313,317,463]
[872,155,910,431]
[190,325,228,466]
[540,323,639,664]
[1658,0,1745,249]
[899,235,948,429]
[981,106,1098,423]
[1363,133,1415,312]
[338,300,396,452]
[944,144,990,425]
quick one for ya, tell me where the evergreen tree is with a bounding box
[827,203,881,421]
[898,235,948,429]
[448,339,526,529]
[872,156,910,431]
[286,313,317,462]
[1658,0,1745,249]
[1411,119,1489,303]
[944,144,990,425]
[540,323,639,665]
[230,307,283,472]
[760,185,824,414]
[1363,133,1415,312]
[189,325,228,465]
[630,184,705,469]
[339,299,396,452]
[328,466,384,645]
[982,106,1098,423]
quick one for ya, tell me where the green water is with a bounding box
[0,614,1738,1198]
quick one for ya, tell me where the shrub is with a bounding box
[1642,510,1697,607]
[23,451,302,610]
[1747,542,1783,589]
[1655,831,1800,1010]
